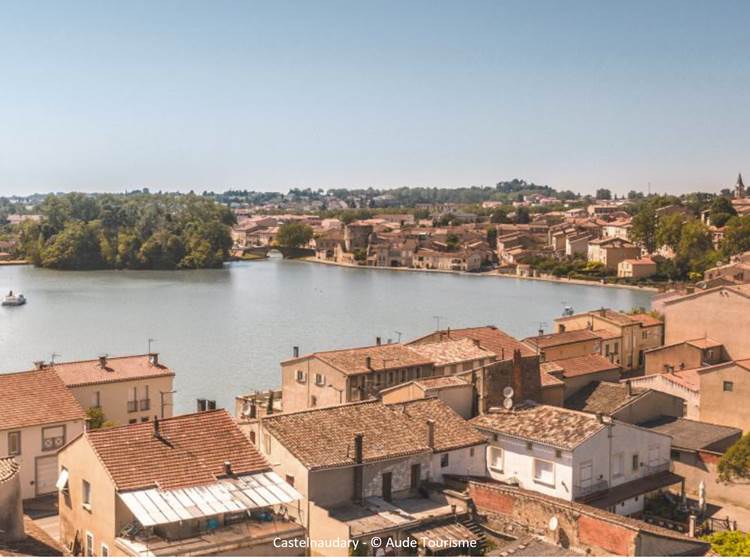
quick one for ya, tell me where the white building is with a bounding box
[471,405,678,516]
[0,368,85,499]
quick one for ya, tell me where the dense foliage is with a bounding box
[275,222,313,248]
[18,193,234,270]
[703,531,750,556]
[718,433,750,482]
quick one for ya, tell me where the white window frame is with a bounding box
[295,370,306,383]
[315,373,325,386]
[82,479,92,510]
[8,431,21,456]
[488,446,504,473]
[101,544,109,557]
[85,531,94,557]
[533,458,555,487]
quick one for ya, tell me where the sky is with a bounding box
[0,0,748,196]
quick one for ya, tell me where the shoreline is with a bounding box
[299,257,660,292]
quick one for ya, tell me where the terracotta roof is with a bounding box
[51,355,174,388]
[686,338,722,349]
[286,343,433,375]
[629,313,664,327]
[542,354,619,378]
[84,409,268,491]
[0,369,85,430]
[410,326,535,359]
[524,329,600,349]
[409,339,495,366]
[591,328,620,340]
[0,457,19,483]
[387,398,487,453]
[564,381,647,414]
[263,400,430,470]
[540,371,565,387]
[471,405,606,450]
[415,376,471,389]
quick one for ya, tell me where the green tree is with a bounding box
[719,433,750,482]
[703,531,750,556]
[40,221,106,270]
[486,226,497,248]
[596,188,612,200]
[490,208,508,224]
[721,216,750,257]
[655,213,684,252]
[275,222,314,248]
[631,205,658,253]
[709,196,737,227]
[515,207,530,224]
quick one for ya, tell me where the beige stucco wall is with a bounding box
[0,420,84,500]
[281,357,348,414]
[58,435,126,556]
[699,363,750,432]
[540,339,599,362]
[664,289,750,360]
[612,391,685,425]
[644,344,703,375]
[67,375,174,427]
[563,369,620,398]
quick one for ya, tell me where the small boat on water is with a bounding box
[2,291,26,306]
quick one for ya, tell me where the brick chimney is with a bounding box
[376,336,381,346]
[148,352,159,366]
[98,355,107,369]
[353,433,364,504]
[512,349,523,400]
[266,392,274,416]
[293,346,299,358]
[426,419,435,449]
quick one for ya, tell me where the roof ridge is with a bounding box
[88,408,228,435]
[262,398,382,421]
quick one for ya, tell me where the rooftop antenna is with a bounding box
[394,330,403,343]
[50,352,60,365]
[148,338,157,353]
[432,315,445,331]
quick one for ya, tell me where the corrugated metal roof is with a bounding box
[118,472,303,527]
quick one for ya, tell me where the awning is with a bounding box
[56,468,69,491]
[118,471,303,527]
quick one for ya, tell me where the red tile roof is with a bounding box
[542,354,619,378]
[51,355,174,388]
[84,409,268,491]
[524,329,600,349]
[0,369,85,430]
[410,326,535,359]
[409,339,495,366]
[285,344,433,375]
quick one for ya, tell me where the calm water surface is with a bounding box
[0,259,651,412]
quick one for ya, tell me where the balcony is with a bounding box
[139,398,151,412]
[127,400,138,413]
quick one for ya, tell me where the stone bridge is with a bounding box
[240,246,316,259]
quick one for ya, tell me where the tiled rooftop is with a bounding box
[471,405,606,450]
[524,329,600,349]
[629,313,664,327]
[686,338,722,349]
[541,353,619,378]
[287,343,433,375]
[640,416,741,452]
[564,381,646,414]
[387,398,487,453]
[410,326,536,359]
[409,339,495,366]
[51,354,174,387]
[415,376,471,389]
[263,400,430,470]
[0,369,85,431]
[85,409,268,491]
[0,456,19,483]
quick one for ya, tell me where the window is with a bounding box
[632,453,640,472]
[492,434,499,442]
[91,391,101,408]
[614,342,619,354]
[82,480,92,509]
[555,449,562,458]
[263,434,272,454]
[295,370,306,383]
[101,544,109,557]
[56,467,70,493]
[613,453,624,478]
[310,395,317,407]
[127,387,138,413]
[533,459,555,486]
[470,447,475,457]
[671,450,681,460]
[526,441,533,451]
[141,417,149,423]
[128,419,137,424]
[85,532,94,557]
[140,385,150,411]
[724,381,734,392]
[42,425,66,451]
[315,373,325,386]
[488,447,503,472]
[440,454,449,468]
[642,331,648,340]
[8,431,21,456]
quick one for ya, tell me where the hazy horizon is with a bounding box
[1,0,748,197]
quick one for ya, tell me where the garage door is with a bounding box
[35,455,58,496]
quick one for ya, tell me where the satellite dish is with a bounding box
[503,397,514,410]
[503,386,514,398]
[548,515,559,531]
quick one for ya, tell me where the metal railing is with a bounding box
[127,400,138,413]
[139,398,151,412]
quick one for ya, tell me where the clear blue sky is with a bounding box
[1,0,748,196]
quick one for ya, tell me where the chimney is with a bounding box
[266,392,275,415]
[596,412,604,423]
[224,461,233,476]
[512,349,523,401]
[153,416,160,437]
[538,328,544,337]
[376,336,382,346]
[148,352,159,366]
[626,380,634,396]
[353,433,364,505]
[293,346,299,358]
[365,356,372,370]
[98,355,107,368]
[472,338,481,347]
[33,360,46,370]
[426,420,435,449]
[249,402,257,419]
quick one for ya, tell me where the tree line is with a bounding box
[16,193,234,270]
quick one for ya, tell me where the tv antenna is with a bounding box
[148,338,157,353]
[394,331,403,343]
[432,315,446,331]
[50,352,61,365]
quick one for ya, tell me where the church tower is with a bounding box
[735,173,745,198]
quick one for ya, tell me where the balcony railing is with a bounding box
[574,480,609,499]
[139,398,151,412]
[127,400,138,413]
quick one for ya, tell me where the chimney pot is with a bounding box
[266,392,275,415]
[99,355,107,368]
[293,346,299,358]
[153,416,160,437]
[224,460,233,476]
[148,352,159,366]
[365,356,372,369]
[376,336,381,346]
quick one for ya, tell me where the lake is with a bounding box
[0,259,652,413]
